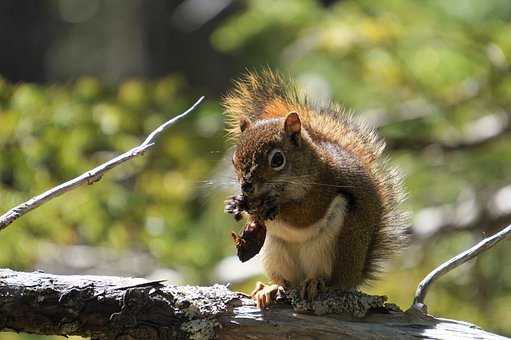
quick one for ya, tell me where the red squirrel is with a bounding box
[224,70,408,308]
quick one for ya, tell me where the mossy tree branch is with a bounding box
[0,269,508,340]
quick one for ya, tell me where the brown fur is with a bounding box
[223,69,408,289]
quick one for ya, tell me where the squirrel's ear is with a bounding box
[239,115,251,132]
[284,112,301,144]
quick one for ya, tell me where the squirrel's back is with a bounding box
[223,69,408,282]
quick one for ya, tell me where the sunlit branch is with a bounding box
[0,269,505,339]
[410,223,511,314]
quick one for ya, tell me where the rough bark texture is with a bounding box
[0,269,508,340]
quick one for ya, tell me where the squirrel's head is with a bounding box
[232,112,315,202]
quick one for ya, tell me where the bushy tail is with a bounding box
[363,159,409,282]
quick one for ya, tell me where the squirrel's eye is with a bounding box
[268,148,286,171]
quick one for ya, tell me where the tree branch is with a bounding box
[383,113,511,152]
[412,188,511,240]
[0,269,507,339]
[410,223,511,314]
[0,96,205,232]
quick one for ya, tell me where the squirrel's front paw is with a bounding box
[258,195,279,220]
[224,194,248,221]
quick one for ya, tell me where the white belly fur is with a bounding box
[261,195,347,285]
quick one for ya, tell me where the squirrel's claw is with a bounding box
[225,193,279,221]
[251,281,284,309]
[224,195,248,221]
[300,278,327,301]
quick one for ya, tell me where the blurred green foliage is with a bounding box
[2,0,511,338]
[0,75,235,284]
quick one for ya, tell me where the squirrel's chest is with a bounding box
[261,196,347,285]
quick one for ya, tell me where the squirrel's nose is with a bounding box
[241,181,254,194]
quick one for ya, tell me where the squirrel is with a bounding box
[223,69,408,308]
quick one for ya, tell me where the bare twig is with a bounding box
[410,223,511,314]
[0,96,205,231]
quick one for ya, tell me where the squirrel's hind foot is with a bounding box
[251,281,285,309]
[300,278,327,301]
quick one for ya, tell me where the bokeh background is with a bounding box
[1,0,511,338]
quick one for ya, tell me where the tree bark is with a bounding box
[0,269,508,340]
